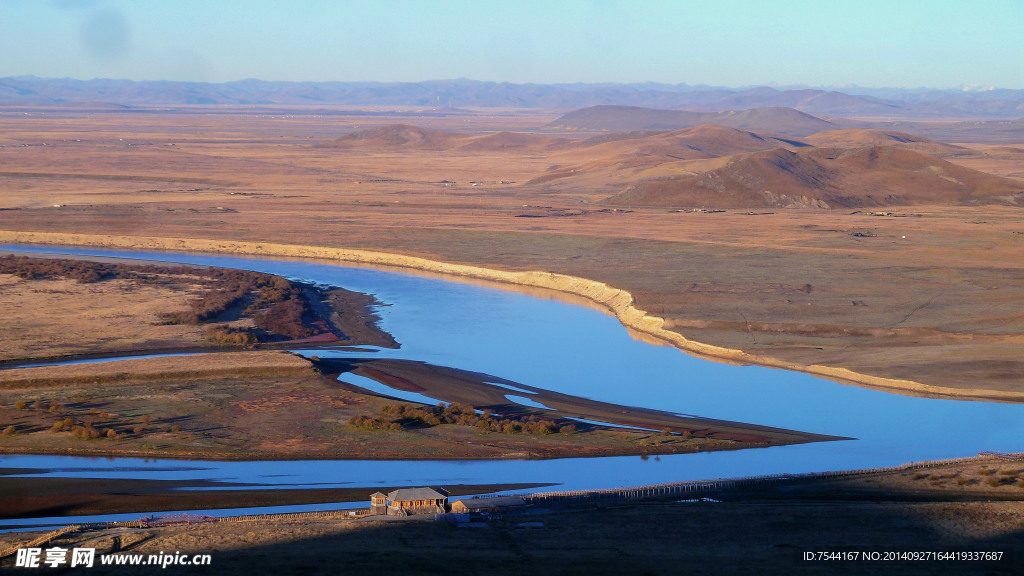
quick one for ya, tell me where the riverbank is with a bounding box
[2,230,1021,403]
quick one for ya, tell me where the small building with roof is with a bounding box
[369,492,388,515]
[369,487,450,516]
[449,495,526,517]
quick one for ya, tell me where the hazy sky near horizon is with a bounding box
[1,0,1021,89]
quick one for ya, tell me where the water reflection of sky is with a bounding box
[2,244,1022,495]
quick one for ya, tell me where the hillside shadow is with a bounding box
[64,493,1023,576]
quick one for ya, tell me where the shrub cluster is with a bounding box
[253,295,313,339]
[205,325,259,346]
[71,425,102,440]
[158,269,291,325]
[349,402,563,436]
[51,417,74,433]
[348,415,403,431]
[156,270,320,342]
[0,254,120,283]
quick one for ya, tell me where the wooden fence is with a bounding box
[0,525,80,559]
[525,453,1006,504]
[979,451,1024,461]
[100,507,367,530]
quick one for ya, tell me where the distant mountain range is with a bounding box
[2,77,1023,118]
[547,105,837,137]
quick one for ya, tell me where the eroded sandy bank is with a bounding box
[3,230,1021,403]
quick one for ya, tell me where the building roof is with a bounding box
[387,487,449,502]
[369,492,386,498]
[452,495,525,510]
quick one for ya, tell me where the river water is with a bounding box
[2,244,1022,526]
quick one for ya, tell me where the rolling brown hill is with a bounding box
[314,123,1020,210]
[605,145,1024,209]
[319,124,469,150]
[318,123,788,159]
[709,108,839,137]
[522,125,794,188]
[627,124,803,158]
[457,131,569,152]
[803,129,969,156]
[320,125,570,153]
[549,105,838,137]
[562,124,792,161]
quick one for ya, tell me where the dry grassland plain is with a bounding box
[0,106,1021,401]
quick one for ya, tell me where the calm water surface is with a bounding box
[2,244,1022,524]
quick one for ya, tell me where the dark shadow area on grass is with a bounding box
[23,495,1020,576]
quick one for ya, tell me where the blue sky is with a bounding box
[1,0,1021,88]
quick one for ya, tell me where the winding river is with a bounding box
[2,244,1023,527]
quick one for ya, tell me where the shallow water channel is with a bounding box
[2,244,1023,527]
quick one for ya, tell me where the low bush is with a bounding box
[51,418,73,433]
[71,425,100,440]
[205,325,259,347]
[351,402,561,436]
[254,296,313,339]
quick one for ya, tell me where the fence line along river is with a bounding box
[1,244,1022,525]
